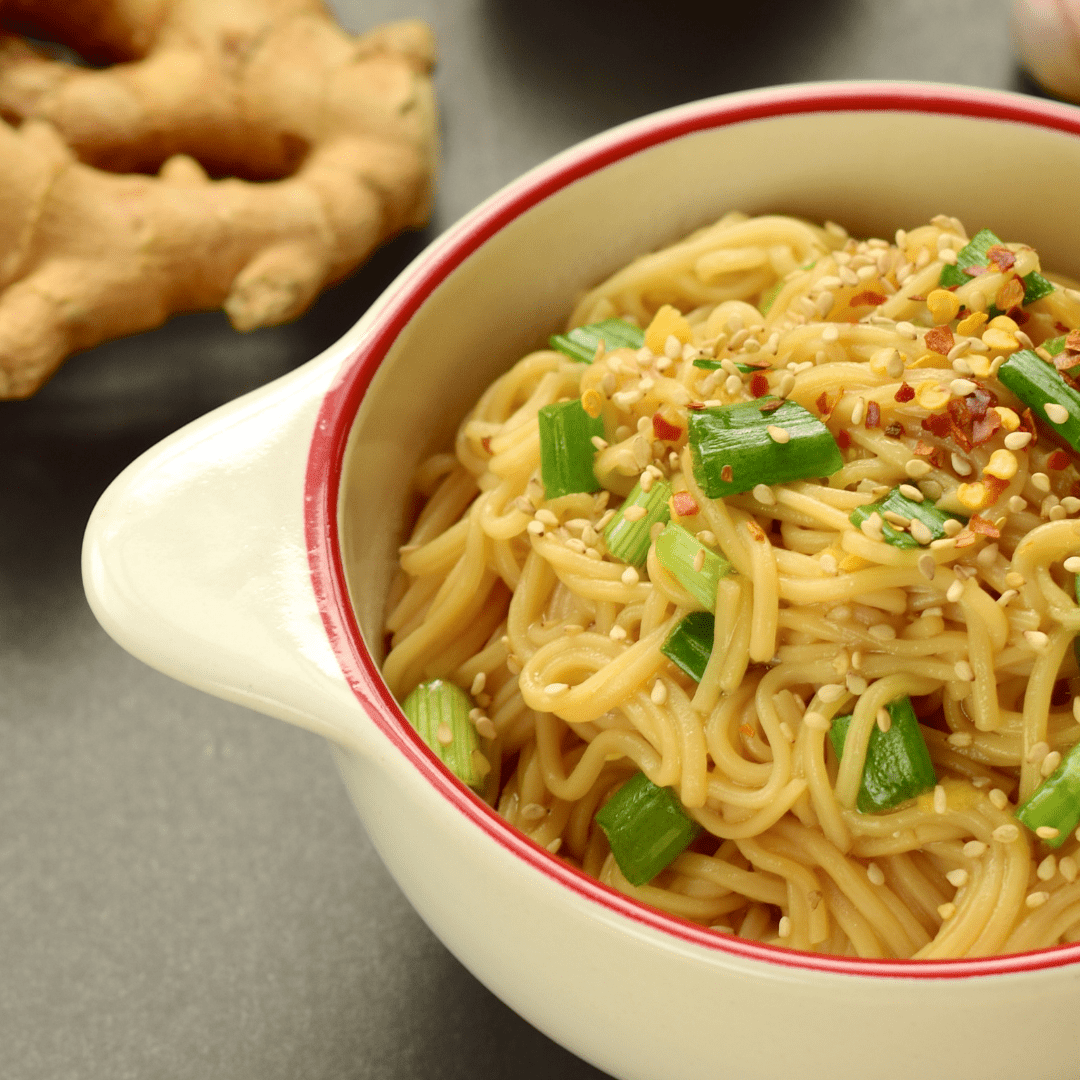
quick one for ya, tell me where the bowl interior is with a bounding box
[328,86,1080,972]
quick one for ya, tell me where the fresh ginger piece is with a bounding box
[0,0,438,398]
[644,305,693,356]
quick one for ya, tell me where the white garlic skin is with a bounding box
[1013,0,1080,103]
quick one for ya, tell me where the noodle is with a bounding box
[381,212,1080,958]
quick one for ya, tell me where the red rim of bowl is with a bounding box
[305,82,1080,979]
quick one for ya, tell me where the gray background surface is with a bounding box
[0,1,1047,1077]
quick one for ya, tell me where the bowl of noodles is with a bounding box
[85,82,1080,1079]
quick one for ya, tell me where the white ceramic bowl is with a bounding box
[84,83,1080,1080]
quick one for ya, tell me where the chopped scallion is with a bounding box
[595,772,701,885]
[654,523,732,610]
[401,679,483,789]
[829,697,937,813]
[687,397,843,498]
[1017,741,1080,849]
[997,349,1080,454]
[1044,335,1068,358]
[849,487,967,549]
[758,279,785,315]
[660,611,715,682]
[692,358,764,374]
[538,399,604,499]
[939,227,1055,309]
[549,318,644,364]
[604,479,672,567]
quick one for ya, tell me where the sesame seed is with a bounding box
[909,519,933,545]
[753,483,776,505]
[544,682,569,695]
[876,708,892,733]
[946,579,965,604]
[934,785,948,814]
[822,325,840,343]
[953,660,975,683]
[527,520,546,536]
[1026,891,1050,909]
[820,553,838,575]
[609,625,628,641]
[724,374,743,395]
[1061,856,1079,882]
[815,292,835,318]
[1024,630,1050,651]
[850,650,863,670]
[948,732,973,747]
[767,425,790,444]
[1065,556,1080,574]
[846,674,869,695]
[1046,402,1071,424]
[964,840,988,858]
[663,334,682,359]
[946,868,969,888]
[895,321,918,339]
[992,823,1019,843]
[623,504,647,522]
[950,452,973,477]
[937,902,957,920]
[803,711,831,731]
[1064,497,1080,514]
[817,683,845,703]
[905,458,932,479]
[997,589,1018,607]
[1041,751,1062,777]
[778,372,795,397]
[435,722,454,746]
[470,672,487,696]
[521,802,547,821]
[869,623,897,641]
[989,788,1009,810]
[546,838,563,854]
[621,566,640,586]
[779,721,796,743]
[697,530,717,547]
[1005,570,1026,588]
[1003,430,1032,451]
[692,549,705,573]
[476,717,497,739]
[778,915,792,939]
[1031,472,1051,493]
[651,679,668,705]
[867,862,886,886]
[850,397,866,425]
[950,378,977,396]
[976,543,999,568]
[536,509,559,526]
[1038,856,1058,882]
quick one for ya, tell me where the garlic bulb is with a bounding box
[1013,0,1080,103]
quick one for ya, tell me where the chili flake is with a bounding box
[850,290,888,307]
[750,373,770,398]
[865,400,881,429]
[986,245,1017,273]
[969,514,1001,539]
[671,492,700,518]
[652,413,682,441]
[836,429,851,450]
[1047,450,1071,471]
[895,383,915,403]
[925,326,955,355]
[720,464,733,483]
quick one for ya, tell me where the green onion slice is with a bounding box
[1017,741,1080,849]
[604,479,672,567]
[997,349,1080,455]
[654,523,733,610]
[538,399,604,499]
[830,697,937,814]
[595,772,701,886]
[758,279,785,315]
[1045,335,1068,358]
[687,397,844,498]
[849,487,967,549]
[938,227,1055,308]
[401,679,483,789]
[691,358,765,374]
[660,611,715,683]
[549,318,644,364]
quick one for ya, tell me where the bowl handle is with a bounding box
[82,353,378,757]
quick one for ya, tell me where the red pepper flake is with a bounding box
[972,410,1002,446]
[954,531,977,549]
[914,440,943,467]
[983,475,1010,505]
[1012,307,1031,326]
[996,276,1026,312]
[922,414,952,439]
[652,413,682,441]
[836,429,851,450]
[850,290,888,307]
[750,372,770,398]
[884,422,904,438]
[947,397,972,428]
[816,390,830,415]
[986,245,1017,273]
[481,436,492,454]
[964,265,988,277]
[1047,449,1071,471]
[687,401,706,410]
[969,514,1001,539]
[865,400,881,428]
[925,325,955,355]
[894,382,915,403]
[720,464,733,483]
[1067,330,1080,353]
[672,491,700,518]
[965,387,997,420]
[1020,407,1039,447]
[758,398,784,414]
[1057,322,1073,334]
[746,519,767,542]
[739,724,756,741]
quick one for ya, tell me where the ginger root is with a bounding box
[0,0,438,398]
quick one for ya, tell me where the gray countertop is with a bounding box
[0,2,1044,1077]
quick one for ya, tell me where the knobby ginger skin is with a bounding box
[0,0,438,397]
